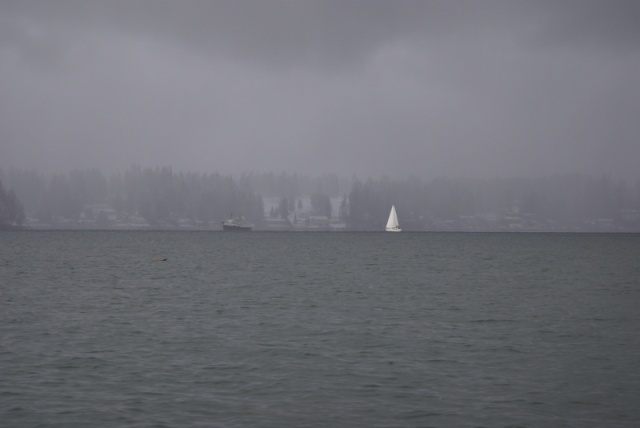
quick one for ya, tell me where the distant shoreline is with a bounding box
[5,227,639,234]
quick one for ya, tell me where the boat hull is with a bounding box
[222,224,252,231]
[222,216,253,231]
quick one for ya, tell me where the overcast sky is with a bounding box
[1,0,639,180]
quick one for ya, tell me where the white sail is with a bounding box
[385,205,401,232]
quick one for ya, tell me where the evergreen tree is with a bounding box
[311,190,332,217]
[339,195,349,222]
[0,179,26,227]
[279,198,289,220]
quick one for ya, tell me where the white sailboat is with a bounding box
[385,205,401,232]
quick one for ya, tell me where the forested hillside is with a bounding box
[2,166,639,231]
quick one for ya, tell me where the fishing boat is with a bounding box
[385,205,401,232]
[222,216,253,231]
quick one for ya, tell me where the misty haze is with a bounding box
[2,167,640,231]
[1,1,639,181]
[2,1,640,231]
[2,3,640,427]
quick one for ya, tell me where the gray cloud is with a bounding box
[1,0,639,180]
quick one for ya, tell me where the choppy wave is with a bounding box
[1,231,639,427]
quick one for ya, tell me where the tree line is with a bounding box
[347,175,640,230]
[0,166,349,228]
[2,166,639,230]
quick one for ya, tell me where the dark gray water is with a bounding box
[2,231,639,427]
